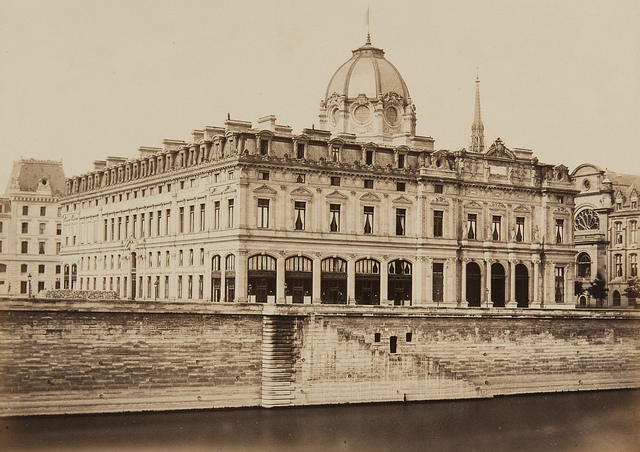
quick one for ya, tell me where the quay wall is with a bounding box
[1,299,639,415]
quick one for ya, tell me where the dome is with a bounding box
[325,38,410,105]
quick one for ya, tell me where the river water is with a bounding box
[1,389,638,452]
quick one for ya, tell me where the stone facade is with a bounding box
[59,38,577,309]
[572,164,639,307]
[0,159,65,296]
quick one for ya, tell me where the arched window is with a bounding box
[631,221,638,243]
[612,290,621,306]
[225,254,235,302]
[285,256,313,303]
[355,258,380,305]
[576,253,591,279]
[248,254,276,303]
[574,209,600,231]
[615,254,623,277]
[321,257,347,304]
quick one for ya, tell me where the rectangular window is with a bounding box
[189,249,193,266]
[166,209,171,235]
[555,267,565,302]
[166,250,170,267]
[39,242,45,254]
[516,217,525,242]
[389,336,397,354]
[364,179,374,189]
[433,263,444,303]
[214,201,220,229]
[22,222,29,234]
[179,250,184,266]
[21,264,28,273]
[21,241,28,254]
[157,251,161,268]
[296,173,306,183]
[297,143,305,159]
[21,281,27,294]
[258,199,269,228]
[396,208,406,236]
[331,147,340,162]
[615,254,623,277]
[330,176,341,186]
[22,206,28,216]
[433,211,444,237]
[39,223,46,235]
[630,254,638,277]
[467,214,477,239]
[111,218,115,240]
[56,265,61,274]
[56,223,62,235]
[125,216,129,238]
[179,207,185,233]
[259,171,270,180]
[330,204,340,232]
[555,219,564,244]
[188,275,193,299]
[157,211,162,236]
[260,140,269,155]
[189,205,194,232]
[398,154,405,169]
[631,221,638,243]
[228,200,234,228]
[200,203,205,231]
[40,206,46,216]
[133,215,137,238]
[492,216,501,240]
[294,201,305,230]
[396,182,406,192]
[198,275,204,299]
[434,184,443,194]
[117,217,122,240]
[165,276,169,298]
[149,212,153,236]
[178,275,183,298]
[38,264,45,274]
[363,206,374,234]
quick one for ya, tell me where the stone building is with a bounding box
[572,164,639,307]
[60,37,577,308]
[0,159,65,296]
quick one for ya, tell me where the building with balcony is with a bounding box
[0,159,65,296]
[59,37,577,308]
[572,164,639,307]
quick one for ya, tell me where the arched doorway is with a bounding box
[130,252,137,300]
[248,254,276,303]
[355,258,380,305]
[466,262,482,307]
[285,256,312,303]
[491,263,506,307]
[612,290,621,307]
[321,257,347,304]
[515,264,529,308]
[388,259,412,306]
[211,255,221,302]
[579,295,587,308]
[225,254,235,302]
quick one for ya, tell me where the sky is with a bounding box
[1,0,638,189]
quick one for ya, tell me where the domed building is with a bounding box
[59,37,578,310]
[319,36,418,145]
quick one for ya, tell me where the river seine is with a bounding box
[2,389,638,451]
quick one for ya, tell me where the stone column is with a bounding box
[347,257,356,305]
[235,250,248,303]
[446,258,457,305]
[276,255,286,304]
[486,259,492,307]
[312,255,322,303]
[508,259,516,307]
[413,257,425,306]
[380,257,389,305]
[425,257,433,304]
[461,259,468,307]
[532,258,540,307]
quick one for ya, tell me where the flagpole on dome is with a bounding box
[366,6,371,45]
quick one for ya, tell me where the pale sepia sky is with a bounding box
[1,0,638,188]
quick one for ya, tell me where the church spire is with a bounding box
[470,72,485,153]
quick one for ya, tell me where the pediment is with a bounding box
[464,200,483,209]
[513,204,531,213]
[252,184,277,195]
[391,195,413,205]
[430,196,450,206]
[326,190,348,200]
[488,202,507,210]
[360,192,381,202]
[485,138,516,160]
[289,187,313,197]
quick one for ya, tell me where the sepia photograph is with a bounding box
[1,1,639,450]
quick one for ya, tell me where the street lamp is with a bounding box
[27,273,32,298]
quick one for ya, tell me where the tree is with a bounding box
[588,274,608,307]
[624,277,640,308]
[574,281,584,296]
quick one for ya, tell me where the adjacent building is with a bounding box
[572,164,639,307]
[60,37,578,308]
[0,159,65,296]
